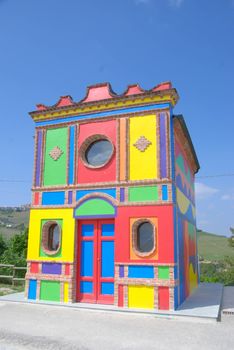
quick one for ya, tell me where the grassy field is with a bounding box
[0,283,24,296]
[197,230,234,261]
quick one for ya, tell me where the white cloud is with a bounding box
[135,0,151,4]
[134,0,184,7]
[221,194,234,201]
[169,0,184,7]
[195,182,219,199]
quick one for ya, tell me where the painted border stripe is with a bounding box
[35,130,43,186]
[160,112,167,178]
[35,103,171,127]
[68,126,75,185]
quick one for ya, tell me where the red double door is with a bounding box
[76,219,115,304]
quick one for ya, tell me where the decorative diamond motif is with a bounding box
[49,146,63,161]
[133,136,152,152]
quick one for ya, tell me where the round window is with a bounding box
[81,137,114,168]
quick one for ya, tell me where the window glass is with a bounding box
[137,222,154,253]
[85,139,113,166]
[48,224,60,251]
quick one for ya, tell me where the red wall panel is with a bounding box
[115,205,174,263]
[77,120,117,184]
[158,286,169,310]
[30,262,39,274]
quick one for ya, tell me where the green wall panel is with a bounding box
[158,266,170,279]
[43,127,68,186]
[39,219,62,258]
[75,199,115,217]
[40,281,61,302]
[128,186,158,202]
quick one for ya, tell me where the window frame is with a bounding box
[79,134,115,169]
[132,219,156,257]
[42,220,61,255]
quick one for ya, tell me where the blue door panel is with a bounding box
[101,241,114,277]
[82,224,94,237]
[101,224,114,236]
[101,282,114,295]
[81,241,93,277]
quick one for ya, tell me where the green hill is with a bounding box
[0,207,30,240]
[0,207,233,262]
[197,230,234,261]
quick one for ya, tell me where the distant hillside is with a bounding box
[197,230,234,261]
[0,207,30,239]
[0,207,233,262]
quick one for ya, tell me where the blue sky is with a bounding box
[0,0,233,236]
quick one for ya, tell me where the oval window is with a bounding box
[42,221,61,255]
[85,139,113,167]
[48,224,60,251]
[137,222,154,253]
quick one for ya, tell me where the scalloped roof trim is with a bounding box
[35,81,174,111]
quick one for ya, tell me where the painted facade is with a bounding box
[25,82,200,310]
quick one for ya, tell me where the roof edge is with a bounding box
[173,114,200,173]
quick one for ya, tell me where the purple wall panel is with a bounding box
[42,263,62,275]
[120,188,125,202]
[68,190,73,204]
[160,113,167,178]
[35,131,43,186]
[119,265,124,278]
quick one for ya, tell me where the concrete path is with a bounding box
[0,301,233,350]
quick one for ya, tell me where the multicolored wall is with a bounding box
[26,82,199,311]
[174,128,199,307]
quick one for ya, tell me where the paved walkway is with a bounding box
[0,283,223,322]
[0,300,233,350]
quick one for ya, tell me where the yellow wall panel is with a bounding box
[64,282,69,303]
[129,115,157,180]
[128,285,154,309]
[27,208,75,262]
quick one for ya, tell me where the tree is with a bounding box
[1,229,28,267]
[0,233,7,258]
[228,227,234,248]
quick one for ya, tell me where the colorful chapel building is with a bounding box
[25,81,200,310]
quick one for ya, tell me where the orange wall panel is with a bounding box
[115,205,174,263]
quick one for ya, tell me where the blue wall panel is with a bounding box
[28,279,37,300]
[128,266,154,278]
[101,241,114,277]
[42,191,65,205]
[162,185,168,200]
[76,188,116,201]
[81,241,93,277]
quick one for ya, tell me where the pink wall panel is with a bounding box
[77,120,117,184]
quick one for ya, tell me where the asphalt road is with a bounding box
[0,302,233,350]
